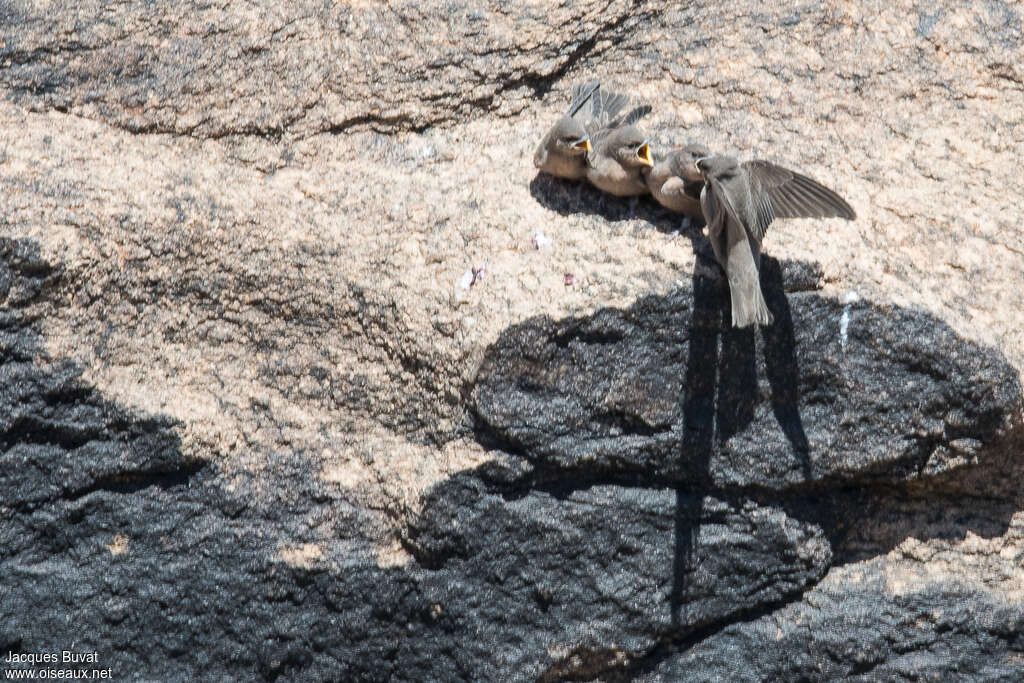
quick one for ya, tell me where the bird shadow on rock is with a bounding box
[529,172,694,235]
[416,171,1024,678]
[668,252,814,630]
[5,234,1023,682]
[412,248,1024,680]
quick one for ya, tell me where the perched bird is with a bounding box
[695,156,856,327]
[533,80,599,180]
[645,143,712,218]
[585,104,654,197]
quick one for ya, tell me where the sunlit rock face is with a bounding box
[2,0,1024,679]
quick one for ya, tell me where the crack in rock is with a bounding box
[0,1,660,139]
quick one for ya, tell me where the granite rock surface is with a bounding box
[2,0,1023,679]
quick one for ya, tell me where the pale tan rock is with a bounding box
[1,6,1022,667]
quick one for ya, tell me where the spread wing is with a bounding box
[586,87,652,144]
[567,80,599,119]
[742,160,857,239]
[589,88,631,128]
[617,104,651,127]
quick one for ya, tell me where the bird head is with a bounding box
[552,117,591,155]
[610,126,653,168]
[694,155,739,179]
[670,144,712,181]
[534,117,591,170]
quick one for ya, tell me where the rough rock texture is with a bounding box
[2,0,1024,680]
[640,449,1024,682]
[0,0,657,137]
[473,258,1020,490]
[410,478,830,680]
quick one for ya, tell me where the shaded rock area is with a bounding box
[3,0,1024,680]
[473,257,1020,490]
[0,243,190,508]
[410,478,830,676]
[643,575,1024,681]
[639,465,1024,682]
[2,237,1022,680]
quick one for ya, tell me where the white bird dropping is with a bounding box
[841,291,860,353]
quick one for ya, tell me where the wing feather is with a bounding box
[701,178,770,327]
[708,176,742,234]
[620,104,652,127]
[567,80,599,118]
[590,88,630,127]
[741,160,856,239]
[587,89,651,146]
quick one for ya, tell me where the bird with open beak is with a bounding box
[585,107,655,197]
[532,80,598,180]
[645,143,712,219]
[695,156,856,328]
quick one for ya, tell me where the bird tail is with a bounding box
[727,265,773,328]
[721,217,773,328]
[730,279,772,328]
